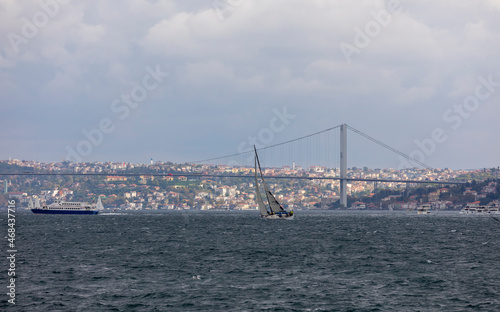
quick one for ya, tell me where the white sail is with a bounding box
[95,196,104,210]
[34,198,41,208]
[255,158,269,216]
[28,197,34,209]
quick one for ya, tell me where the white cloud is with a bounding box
[488,0,500,10]
[140,13,197,57]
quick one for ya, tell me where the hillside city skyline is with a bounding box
[2,158,499,212]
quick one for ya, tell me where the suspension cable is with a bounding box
[191,125,342,164]
[346,124,433,170]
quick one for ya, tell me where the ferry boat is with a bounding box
[460,204,500,215]
[31,197,103,215]
[417,204,431,214]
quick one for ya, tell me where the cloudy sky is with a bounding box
[1,0,499,169]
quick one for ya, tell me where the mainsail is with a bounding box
[255,157,269,216]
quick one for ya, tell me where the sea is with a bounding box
[1,210,499,311]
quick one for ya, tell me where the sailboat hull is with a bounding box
[261,213,294,220]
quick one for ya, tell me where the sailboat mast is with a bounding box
[254,149,270,216]
[254,145,272,209]
[254,145,271,194]
[254,145,265,179]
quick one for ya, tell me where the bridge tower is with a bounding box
[340,124,347,207]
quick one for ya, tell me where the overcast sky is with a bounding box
[1,0,499,169]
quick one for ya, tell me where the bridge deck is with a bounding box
[0,172,465,185]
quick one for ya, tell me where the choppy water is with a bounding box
[2,210,500,311]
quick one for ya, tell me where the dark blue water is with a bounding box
[2,211,500,311]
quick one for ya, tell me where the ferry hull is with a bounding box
[31,209,99,215]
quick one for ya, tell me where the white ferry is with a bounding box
[31,197,103,215]
[460,204,500,215]
[417,204,431,214]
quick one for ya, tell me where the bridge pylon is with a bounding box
[340,124,347,207]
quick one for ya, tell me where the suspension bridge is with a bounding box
[1,123,465,207]
[188,123,462,207]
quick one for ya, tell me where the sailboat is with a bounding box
[254,146,294,220]
[28,197,34,210]
[94,196,105,211]
[28,197,41,210]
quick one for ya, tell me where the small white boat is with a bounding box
[417,204,431,214]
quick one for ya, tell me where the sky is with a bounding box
[1,0,499,170]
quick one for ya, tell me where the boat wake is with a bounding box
[100,213,128,216]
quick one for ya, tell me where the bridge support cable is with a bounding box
[345,125,433,170]
[191,125,342,165]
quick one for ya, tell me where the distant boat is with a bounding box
[417,204,431,214]
[95,196,105,211]
[28,197,41,210]
[460,204,500,215]
[28,197,34,210]
[31,197,103,215]
[254,146,294,220]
